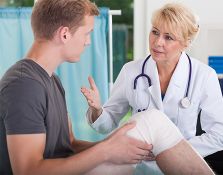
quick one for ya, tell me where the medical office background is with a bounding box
[1,0,223,142]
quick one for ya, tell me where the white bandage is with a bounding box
[127,109,183,156]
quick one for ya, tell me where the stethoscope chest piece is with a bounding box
[181,97,191,108]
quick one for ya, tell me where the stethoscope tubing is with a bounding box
[185,54,192,97]
[133,55,151,89]
[133,54,192,109]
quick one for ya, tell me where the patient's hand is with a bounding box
[145,151,156,161]
[103,122,153,164]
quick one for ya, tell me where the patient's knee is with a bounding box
[127,109,183,156]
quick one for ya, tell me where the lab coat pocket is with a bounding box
[132,89,150,113]
[177,101,199,138]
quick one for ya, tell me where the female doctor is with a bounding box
[81,2,223,172]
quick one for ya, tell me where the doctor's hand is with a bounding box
[102,122,153,164]
[81,76,102,114]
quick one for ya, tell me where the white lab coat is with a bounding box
[87,52,223,157]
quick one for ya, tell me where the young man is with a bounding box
[0,0,214,175]
[0,0,152,174]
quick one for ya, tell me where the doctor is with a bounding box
[81,2,223,172]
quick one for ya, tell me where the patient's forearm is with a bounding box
[71,140,98,153]
[156,140,214,175]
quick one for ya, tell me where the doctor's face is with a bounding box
[149,25,185,64]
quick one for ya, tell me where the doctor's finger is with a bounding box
[81,87,91,94]
[81,89,90,97]
[81,88,95,98]
[87,100,97,107]
[81,90,91,99]
[81,94,94,105]
[82,88,96,97]
[88,76,98,91]
[84,92,95,101]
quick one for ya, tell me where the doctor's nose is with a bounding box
[155,36,165,47]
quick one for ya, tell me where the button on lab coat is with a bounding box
[87,52,223,157]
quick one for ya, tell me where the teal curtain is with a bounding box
[113,24,128,81]
[0,8,33,77]
[57,8,109,141]
[0,7,109,141]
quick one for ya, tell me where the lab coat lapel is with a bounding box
[146,58,164,111]
[163,52,189,104]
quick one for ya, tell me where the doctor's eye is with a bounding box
[151,30,159,36]
[165,35,174,41]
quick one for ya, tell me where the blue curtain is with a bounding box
[0,7,109,141]
[0,8,33,77]
[57,8,109,141]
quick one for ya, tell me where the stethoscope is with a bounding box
[133,54,192,111]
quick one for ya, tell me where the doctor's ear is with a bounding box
[180,42,188,52]
[184,39,192,49]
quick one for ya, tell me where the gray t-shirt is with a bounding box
[0,59,74,174]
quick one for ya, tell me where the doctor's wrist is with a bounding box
[90,107,103,122]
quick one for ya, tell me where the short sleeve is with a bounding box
[2,78,47,134]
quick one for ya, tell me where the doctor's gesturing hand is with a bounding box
[81,76,103,122]
[81,76,156,161]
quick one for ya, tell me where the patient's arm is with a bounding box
[156,140,214,175]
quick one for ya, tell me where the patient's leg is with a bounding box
[86,109,214,175]
[156,140,214,175]
[127,109,214,175]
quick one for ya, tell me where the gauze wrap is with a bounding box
[126,109,183,156]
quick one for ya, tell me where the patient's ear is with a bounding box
[59,26,71,43]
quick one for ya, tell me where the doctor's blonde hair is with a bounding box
[151,2,199,47]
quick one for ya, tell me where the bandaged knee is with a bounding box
[126,109,183,156]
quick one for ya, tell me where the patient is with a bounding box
[85,109,214,175]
